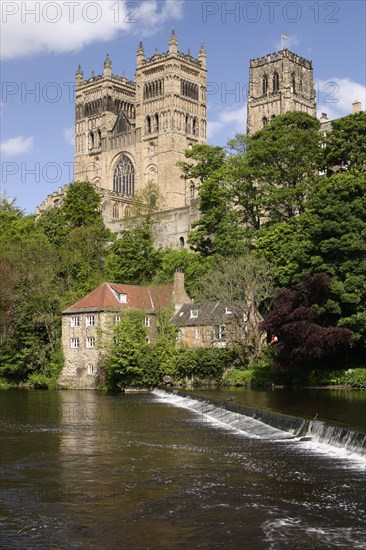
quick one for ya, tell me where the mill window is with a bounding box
[86,337,95,348]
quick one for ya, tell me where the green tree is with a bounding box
[105,310,148,389]
[188,167,248,257]
[254,215,314,288]
[149,308,178,379]
[130,181,165,219]
[177,144,226,187]
[0,234,64,382]
[256,172,366,354]
[59,224,110,304]
[37,206,68,247]
[222,147,262,233]
[62,181,103,228]
[323,111,366,174]
[0,194,24,231]
[154,247,214,296]
[106,222,161,284]
[238,112,322,224]
[37,181,111,305]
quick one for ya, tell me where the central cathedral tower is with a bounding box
[73,31,207,220]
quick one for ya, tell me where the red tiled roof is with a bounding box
[62,282,174,314]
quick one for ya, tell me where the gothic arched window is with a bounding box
[273,72,279,93]
[190,182,195,198]
[154,113,159,132]
[185,114,190,134]
[149,193,157,207]
[291,73,296,93]
[88,131,94,150]
[146,116,151,134]
[112,204,120,219]
[113,155,135,195]
[262,74,268,95]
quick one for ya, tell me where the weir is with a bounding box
[154,389,366,458]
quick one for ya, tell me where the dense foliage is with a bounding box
[261,274,353,371]
[103,308,236,389]
[0,183,109,385]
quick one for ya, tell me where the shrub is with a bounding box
[222,368,255,386]
[343,368,366,389]
[28,373,56,389]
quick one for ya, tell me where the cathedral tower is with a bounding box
[73,32,207,220]
[247,49,316,135]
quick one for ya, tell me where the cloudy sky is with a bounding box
[1,0,365,212]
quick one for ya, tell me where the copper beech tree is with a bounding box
[261,273,353,371]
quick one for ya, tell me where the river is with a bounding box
[0,388,365,549]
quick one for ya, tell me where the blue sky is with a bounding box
[1,0,365,213]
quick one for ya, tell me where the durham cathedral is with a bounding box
[37,31,318,248]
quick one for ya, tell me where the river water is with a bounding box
[0,388,365,549]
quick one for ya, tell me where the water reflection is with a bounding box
[1,389,365,549]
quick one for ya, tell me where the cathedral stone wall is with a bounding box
[74,31,207,216]
[37,44,323,249]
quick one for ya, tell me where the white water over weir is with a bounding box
[153,389,366,458]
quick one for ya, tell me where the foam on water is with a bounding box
[153,389,366,466]
[262,517,366,549]
[153,388,295,440]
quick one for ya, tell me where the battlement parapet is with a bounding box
[142,50,202,69]
[76,74,136,89]
[250,49,312,69]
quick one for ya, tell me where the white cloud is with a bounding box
[208,104,247,142]
[1,0,184,60]
[64,126,74,146]
[0,135,34,156]
[316,77,366,120]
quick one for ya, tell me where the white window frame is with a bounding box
[86,337,95,348]
[85,315,95,327]
[119,293,127,303]
[87,364,94,375]
[114,315,121,323]
[144,317,151,327]
[190,309,198,319]
[195,328,201,341]
[213,325,226,341]
[70,317,79,328]
[225,307,232,314]
[70,338,79,348]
